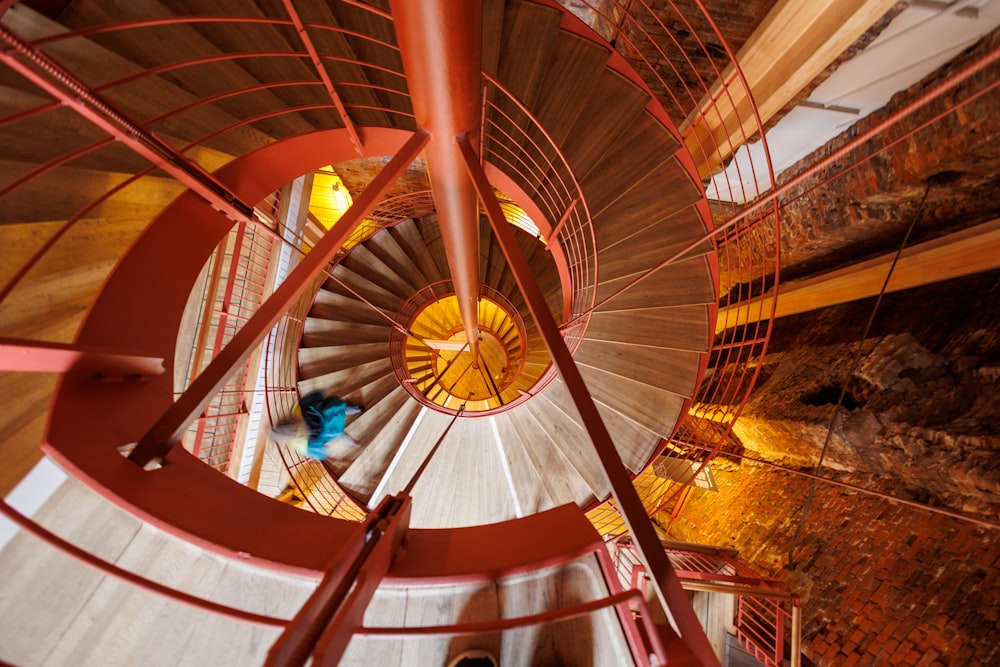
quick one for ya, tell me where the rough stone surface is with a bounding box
[737,269,1000,519]
[666,460,1000,667]
[331,156,430,202]
[673,267,1000,665]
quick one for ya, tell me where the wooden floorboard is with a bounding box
[497,556,633,666]
[409,418,517,528]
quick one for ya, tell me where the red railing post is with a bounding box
[265,494,411,667]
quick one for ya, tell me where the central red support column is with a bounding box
[390,0,483,360]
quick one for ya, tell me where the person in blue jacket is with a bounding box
[270,391,364,459]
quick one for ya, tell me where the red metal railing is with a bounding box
[262,276,368,522]
[481,72,597,338]
[612,537,802,667]
[181,193,281,472]
[559,0,780,537]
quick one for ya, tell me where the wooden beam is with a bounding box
[717,217,1000,332]
[682,0,899,177]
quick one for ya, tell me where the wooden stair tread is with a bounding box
[289,1,405,130]
[574,338,701,398]
[340,370,400,411]
[341,244,418,301]
[328,264,406,312]
[391,218,446,283]
[296,357,393,397]
[580,111,682,216]
[491,413,556,515]
[531,30,612,146]
[310,289,396,326]
[302,318,390,346]
[364,228,433,290]
[596,255,716,310]
[496,557,632,666]
[496,0,563,107]
[541,379,660,474]
[298,341,389,380]
[506,406,594,509]
[339,395,424,497]
[574,363,687,442]
[563,69,652,179]
[594,193,706,259]
[368,410,457,507]
[586,304,711,351]
[0,477,313,666]
[520,396,612,502]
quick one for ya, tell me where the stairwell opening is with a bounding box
[390,283,532,414]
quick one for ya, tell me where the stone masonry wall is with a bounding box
[666,460,1000,666]
[666,267,1000,666]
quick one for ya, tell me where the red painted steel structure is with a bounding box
[458,134,720,666]
[0,338,164,378]
[387,281,529,414]
[127,130,430,467]
[0,23,257,228]
[389,0,483,362]
[281,0,363,154]
[612,538,803,667]
[266,494,412,667]
[5,0,989,662]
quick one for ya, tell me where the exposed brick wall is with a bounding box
[618,0,779,126]
[667,459,1000,666]
[773,28,1000,281]
[669,265,1000,665]
[331,156,431,202]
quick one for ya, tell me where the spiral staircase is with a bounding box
[0,0,780,665]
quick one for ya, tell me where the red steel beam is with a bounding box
[0,338,164,378]
[266,494,411,667]
[457,134,720,667]
[128,129,430,467]
[390,0,482,361]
